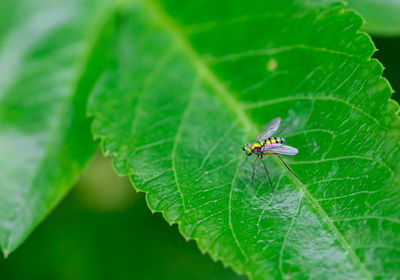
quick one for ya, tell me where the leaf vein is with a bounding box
[206,44,356,64]
[228,152,249,263]
[279,192,304,278]
[333,216,400,225]
[242,95,386,129]
[171,80,199,211]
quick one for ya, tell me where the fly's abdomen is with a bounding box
[264,137,285,146]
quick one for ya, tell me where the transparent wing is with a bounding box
[255,117,281,141]
[261,144,298,155]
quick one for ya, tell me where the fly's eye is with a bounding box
[246,149,252,155]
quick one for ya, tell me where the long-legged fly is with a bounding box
[242,117,303,191]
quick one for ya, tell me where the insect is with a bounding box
[242,117,303,191]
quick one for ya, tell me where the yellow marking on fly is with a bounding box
[265,140,271,145]
[271,138,276,144]
[251,143,261,150]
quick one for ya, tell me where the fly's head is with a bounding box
[242,144,252,156]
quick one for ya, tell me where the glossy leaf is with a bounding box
[347,0,400,36]
[89,0,400,279]
[0,0,113,255]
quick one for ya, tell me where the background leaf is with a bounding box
[89,0,400,279]
[0,0,113,255]
[347,0,400,36]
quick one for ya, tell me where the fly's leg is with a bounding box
[251,155,259,185]
[277,155,304,184]
[260,155,274,192]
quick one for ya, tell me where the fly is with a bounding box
[242,117,303,191]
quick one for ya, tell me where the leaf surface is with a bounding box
[89,1,400,279]
[347,0,400,36]
[0,0,113,255]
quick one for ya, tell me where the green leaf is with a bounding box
[89,0,400,279]
[347,0,400,36]
[0,0,113,255]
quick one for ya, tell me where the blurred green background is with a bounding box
[373,37,400,102]
[0,18,399,280]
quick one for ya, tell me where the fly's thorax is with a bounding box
[250,141,263,154]
[250,142,262,150]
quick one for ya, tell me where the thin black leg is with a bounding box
[251,155,259,185]
[277,155,304,184]
[260,156,274,192]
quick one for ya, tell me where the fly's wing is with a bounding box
[262,144,298,155]
[255,117,281,141]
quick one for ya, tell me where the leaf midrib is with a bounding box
[141,0,373,278]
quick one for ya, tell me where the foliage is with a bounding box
[0,0,114,255]
[88,1,400,279]
[1,0,400,279]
